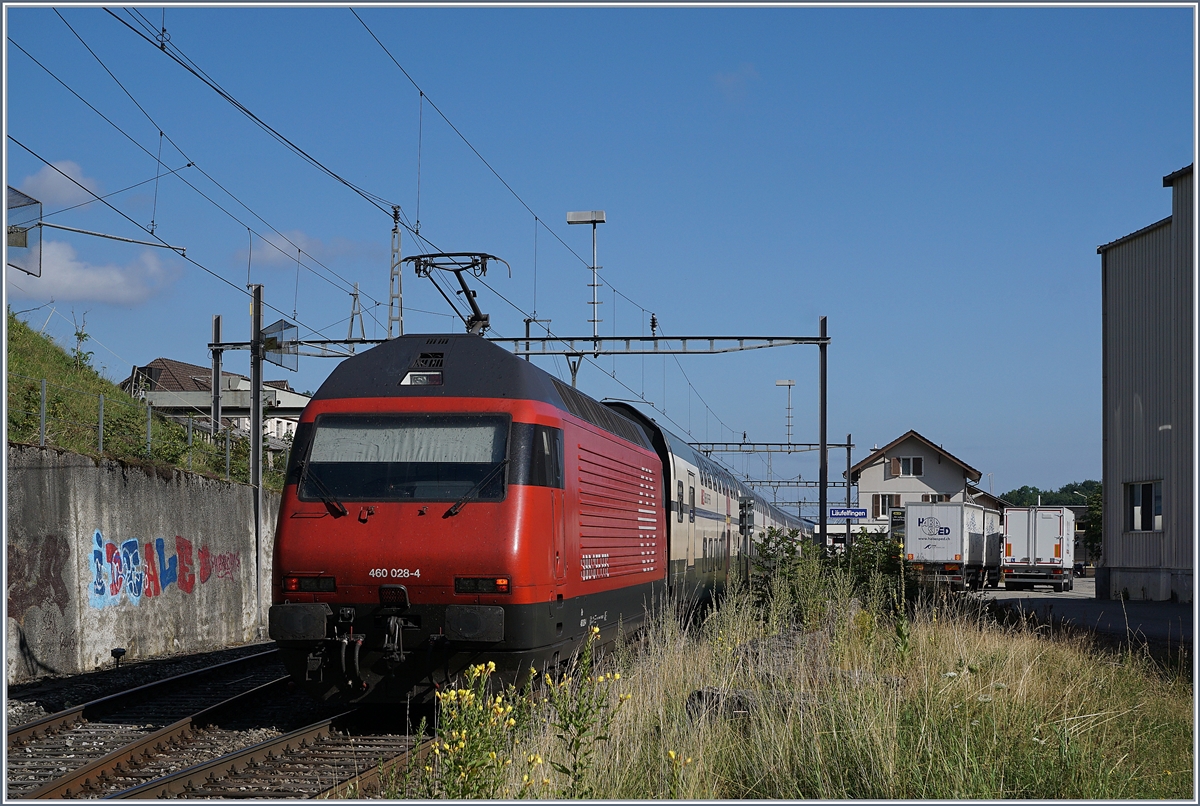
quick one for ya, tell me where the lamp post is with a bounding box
[566,211,606,345]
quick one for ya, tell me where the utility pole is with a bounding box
[388,206,403,339]
[211,315,223,436]
[249,285,264,632]
[818,316,827,552]
[846,433,853,548]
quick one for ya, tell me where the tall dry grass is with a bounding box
[383,542,1192,799]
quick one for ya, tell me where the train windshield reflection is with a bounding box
[300,413,509,502]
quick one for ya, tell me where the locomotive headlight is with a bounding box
[400,371,443,386]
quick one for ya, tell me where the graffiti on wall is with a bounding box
[88,530,242,609]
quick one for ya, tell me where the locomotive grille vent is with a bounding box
[425,338,449,345]
[552,378,651,449]
[412,352,444,368]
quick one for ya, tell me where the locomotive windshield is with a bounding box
[300,413,509,502]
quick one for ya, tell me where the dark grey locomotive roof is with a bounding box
[313,334,652,450]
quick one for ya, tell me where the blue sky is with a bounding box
[4,5,1195,512]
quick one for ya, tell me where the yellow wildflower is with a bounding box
[668,750,676,761]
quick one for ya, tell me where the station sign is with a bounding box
[829,507,868,519]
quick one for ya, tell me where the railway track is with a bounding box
[7,649,427,799]
[7,650,288,799]
[111,715,426,799]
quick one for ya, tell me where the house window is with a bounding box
[921,494,950,503]
[891,456,923,477]
[872,493,901,519]
[1126,481,1163,532]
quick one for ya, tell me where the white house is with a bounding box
[848,430,1002,534]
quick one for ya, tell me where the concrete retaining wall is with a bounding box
[6,444,279,683]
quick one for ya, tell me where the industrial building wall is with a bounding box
[1100,169,1194,602]
[1167,170,1193,593]
[6,444,280,683]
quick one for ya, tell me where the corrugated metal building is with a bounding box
[1096,164,1193,602]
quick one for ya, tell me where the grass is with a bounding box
[377,534,1193,799]
[6,309,285,490]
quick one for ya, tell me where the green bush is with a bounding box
[7,309,285,491]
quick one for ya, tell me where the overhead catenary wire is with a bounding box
[106,7,403,220]
[348,10,747,443]
[9,33,375,306]
[9,135,340,344]
[34,17,389,308]
[66,11,774,451]
[41,165,193,219]
[91,10,477,311]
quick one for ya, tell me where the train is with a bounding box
[268,332,810,703]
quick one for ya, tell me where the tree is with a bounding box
[1000,479,1100,506]
[1077,489,1103,564]
[70,309,94,370]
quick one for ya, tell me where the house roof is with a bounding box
[123,357,295,395]
[849,429,982,484]
[965,484,1011,510]
[1096,215,1171,254]
[1096,164,1192,254]
[1163,163,1193,187]
[122,357,244,393]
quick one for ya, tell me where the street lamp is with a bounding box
[567,210,606,342]
[775,379,795,444]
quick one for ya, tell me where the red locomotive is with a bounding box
[269,333,805,703]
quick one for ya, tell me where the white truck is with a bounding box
[1001,507,1076,592]
[904,503,1003,591]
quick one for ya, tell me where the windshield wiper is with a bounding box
[299,460,348,517]
[444,459,509,518]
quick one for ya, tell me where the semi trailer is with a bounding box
[904,502,1002,591]
[1001,507,1076,592]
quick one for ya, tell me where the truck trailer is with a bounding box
[1001,507,1075,592]
[904,503,1002,591]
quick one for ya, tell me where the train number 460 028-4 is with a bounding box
[367,568,420,579]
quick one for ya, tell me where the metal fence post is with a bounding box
[225,429,231,480]
[146,402,153,457]
[98,393,105,454]
[39,379,46,447]
[187,415,193,470]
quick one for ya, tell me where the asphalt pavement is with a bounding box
[978,578,1194,651]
